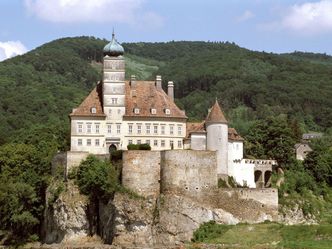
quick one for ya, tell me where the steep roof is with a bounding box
[228,128,244,141]
[70,83,105,117]
[123,81,187,119]
[186,122,206,138]
[70,81,187,119]
[205,99,228,124]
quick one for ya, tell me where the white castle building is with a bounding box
[69,33,276,188]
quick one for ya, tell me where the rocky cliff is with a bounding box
[44,183,279,246]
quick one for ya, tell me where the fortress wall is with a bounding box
[66,151,89,177]
[122,151,161,198]
[221,188,278,208]
[160,150,218,194]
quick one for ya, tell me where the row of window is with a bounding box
[77,122,100,134]
[127,123,182,136]
[76,122,183,136]
[76,138,182,149]
[77,138,100,146]
[128,139,182,148]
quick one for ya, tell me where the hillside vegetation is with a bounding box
[0,36,332,244]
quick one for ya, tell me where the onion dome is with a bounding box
[103,30,124,56]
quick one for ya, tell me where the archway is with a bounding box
[264,170,272,188]
[109,144,117,154]
[254,170,263,188]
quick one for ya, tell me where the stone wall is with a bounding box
[66,151,89,178]
[160,150,218,194]
[221,188,278,208]
[122,151,161,198]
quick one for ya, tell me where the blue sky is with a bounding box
[1,0,332,61]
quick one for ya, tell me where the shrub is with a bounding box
[111,150,123,161]
[127,143,151,150]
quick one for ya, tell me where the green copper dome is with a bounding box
[103,31,124,56]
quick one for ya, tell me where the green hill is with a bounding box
[0,37,331,147]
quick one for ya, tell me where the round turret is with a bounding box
[103,31,124,56]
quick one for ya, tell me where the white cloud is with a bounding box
[0,41,27,62]
[237,10,255,23]
[24,0,163,27]
[282,0,332,34]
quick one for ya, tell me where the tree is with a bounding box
[245,115,296,167]
[0,143,51,243]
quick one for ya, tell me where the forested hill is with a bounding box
[0,36,331,147]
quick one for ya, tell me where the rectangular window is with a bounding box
[154,140,158,147]
[78,139,82,146]
[137,124,142,134]
[161,140,165,147]
[117,124,121,134]
[146,140,150,145]
[161,125,165,135]
[95,139,100,146]
[178,140,182,148]
[146,124,151,134]
[137,140,141,145]
[128,140,133,145]
[87,123,92,133]
[170,125,174,135]
[177,125,182,136]
[107,124,112,134]
[87,139,91,146]
[170,140,174,149]
[77,123,83,133]
[154,125,158,134]
[95,123,100,134]
[128,124,133,134]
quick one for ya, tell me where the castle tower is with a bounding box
[102,31,126,149]
[206,99,228,178]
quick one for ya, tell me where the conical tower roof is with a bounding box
[103,30,124,56]
[205,99,228,124]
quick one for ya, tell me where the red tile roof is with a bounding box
[123,81,187,119]
[70,83,105,117]
[228,128,244,141]
[186,122,206,138]
[205,99,228,124]
[70,81,187,119]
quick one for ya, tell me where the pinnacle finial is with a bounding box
[112,28,115,39]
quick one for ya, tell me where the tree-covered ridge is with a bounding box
[124,41,332,132]
[0,36,332,147]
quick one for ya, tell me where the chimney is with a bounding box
[130,75,136,88]
[167,81,174,101]
[156,75,162,89]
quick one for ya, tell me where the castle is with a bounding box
[69,33,277,188]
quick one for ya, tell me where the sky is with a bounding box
[1,0,332,61]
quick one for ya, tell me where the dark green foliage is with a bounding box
[76,155,120,202]
[0,143,51,244]
[303,135,332,186]
[110,150,123,162]
[245,115,296,167]
[192,221,232,242]
[127,143,151,150]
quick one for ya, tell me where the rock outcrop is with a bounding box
[43,181,90,244]
[99,190,278,247]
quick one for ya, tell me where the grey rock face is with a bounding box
[43,181,90,244]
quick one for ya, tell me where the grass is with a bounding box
[191,221,332,249]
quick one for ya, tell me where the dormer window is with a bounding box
[164,108,171,115]
[151,108,157,115]
[134,108,140,114]
[91,107,97,114]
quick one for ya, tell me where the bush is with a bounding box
[111,150,123,161]
[127,143,151,150]
[192,221,231,242]
[76,155,120,202]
